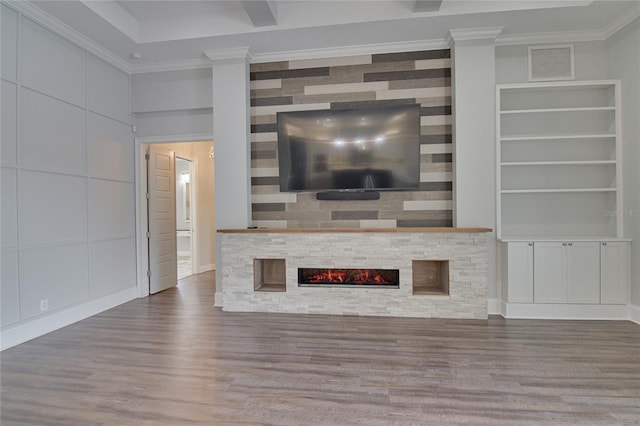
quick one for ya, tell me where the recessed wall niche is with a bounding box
[412,260,450,295]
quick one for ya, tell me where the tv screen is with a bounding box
[277,104,420,192]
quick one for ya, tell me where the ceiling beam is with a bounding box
[412,0,443,13]
[240,0,278,27]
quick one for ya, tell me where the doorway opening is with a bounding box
[176,157,194,279]
[136,138,215,297]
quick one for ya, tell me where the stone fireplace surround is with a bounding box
[219,228,490,319]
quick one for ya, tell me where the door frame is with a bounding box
[134,134,213,298]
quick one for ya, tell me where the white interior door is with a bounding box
[148,145,177,294]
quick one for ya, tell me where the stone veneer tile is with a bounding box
[252,202,286,212]
[364,68,450,82]
[421,134,452,144]
[381,209,452,220]
[293,92,377,105]
[397,219,453,227]
[331,210,378,220]
[421,105,452,116]
[372,50,450,63]
[251,141,277,152]
[403,200,453,211]
[377,86,450,100]
[251,124,277,134]
[250,150,276,160]
[251,67,330,81]
[389,77,451,90]
[251,102,330,116]
[251,96,293,107]
[421,125,452,136]
[252,211,288,220]
[251,176,279,186]
[360,219,397,228]
[251,61,289,72]
[330,98,417,110]
[250,79,282,90]
[433,153,453,163]
[304,81,389,95]
[252,185,281,194]
[417,96,452,107]
[415,58,452,69]
[420,143,452,155]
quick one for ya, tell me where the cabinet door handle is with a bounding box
[568,242,573,246]
[602,242,607,246]
[528,242,533,246]
[562,243,567,246]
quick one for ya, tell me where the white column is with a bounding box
[205,48,253,307]
[449,28,502,303]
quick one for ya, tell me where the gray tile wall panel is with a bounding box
[250,49,452,228]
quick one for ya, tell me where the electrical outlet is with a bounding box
[40,299,48,312]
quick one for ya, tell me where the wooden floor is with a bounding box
[1,272,639,425]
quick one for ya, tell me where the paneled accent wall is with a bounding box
[250,50,452,228]
[1,5,135,332]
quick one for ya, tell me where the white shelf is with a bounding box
[501,188,616,194]
[501,160,616,166]
[501,106,615,114]
[501,134,616,142]
[496,80,622,240]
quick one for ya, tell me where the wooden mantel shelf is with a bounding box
[218,227,492,234]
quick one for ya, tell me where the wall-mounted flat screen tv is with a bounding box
[277,104,421,192]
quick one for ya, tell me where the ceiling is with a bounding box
[17,0,640,71]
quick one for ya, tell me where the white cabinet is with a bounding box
[497,81,622,240]
[533,242,566,303]
[504,241,628,306]
[600,241,629,304]
[566,242,600,304]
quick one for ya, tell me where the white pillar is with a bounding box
[206,48,253,307]
[449,28,502,303]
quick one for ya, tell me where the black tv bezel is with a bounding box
[276,104,421,193]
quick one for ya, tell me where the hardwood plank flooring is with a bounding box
[1,271,639,425]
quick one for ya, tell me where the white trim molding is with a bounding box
[447,27,504,46]
[4,0,130,73]
[629,304,640,324]
[504,303,630,321]
[130,58,214,74]
[203,47,254,63]
[487,298,506,316]
[0,287,137,351]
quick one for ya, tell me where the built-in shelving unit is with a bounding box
[496,80,622,240]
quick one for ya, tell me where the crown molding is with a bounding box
[604,2,640,39]
[130,58,214,74]
[250,39,449,63]
[203,47,254,64]
[4,0,130,73]
[495,29,607,46]
[447,27,504,46]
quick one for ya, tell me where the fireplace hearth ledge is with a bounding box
[219,229,490,319]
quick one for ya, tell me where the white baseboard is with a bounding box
[504,303,629,320]
[487,298,505,316]
[198,263,215,273]
[628,304,640,324]
[214,291,223,307]
[0,287,137,351]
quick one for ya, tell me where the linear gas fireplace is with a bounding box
[298,268,399,288]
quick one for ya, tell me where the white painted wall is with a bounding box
[211,57,252,306]
[131,69,213,138]
[495,41,608,84]
[1,4,136,349]
[451,38,498,300]
[606,18,640,309]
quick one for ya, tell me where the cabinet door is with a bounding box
[533,242,565,303]
[506,242,534,303]
[566,242,600,304]
[601,242,629,304]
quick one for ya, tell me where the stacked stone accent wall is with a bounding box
[221,231,488,319]
[250,50,452,228]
